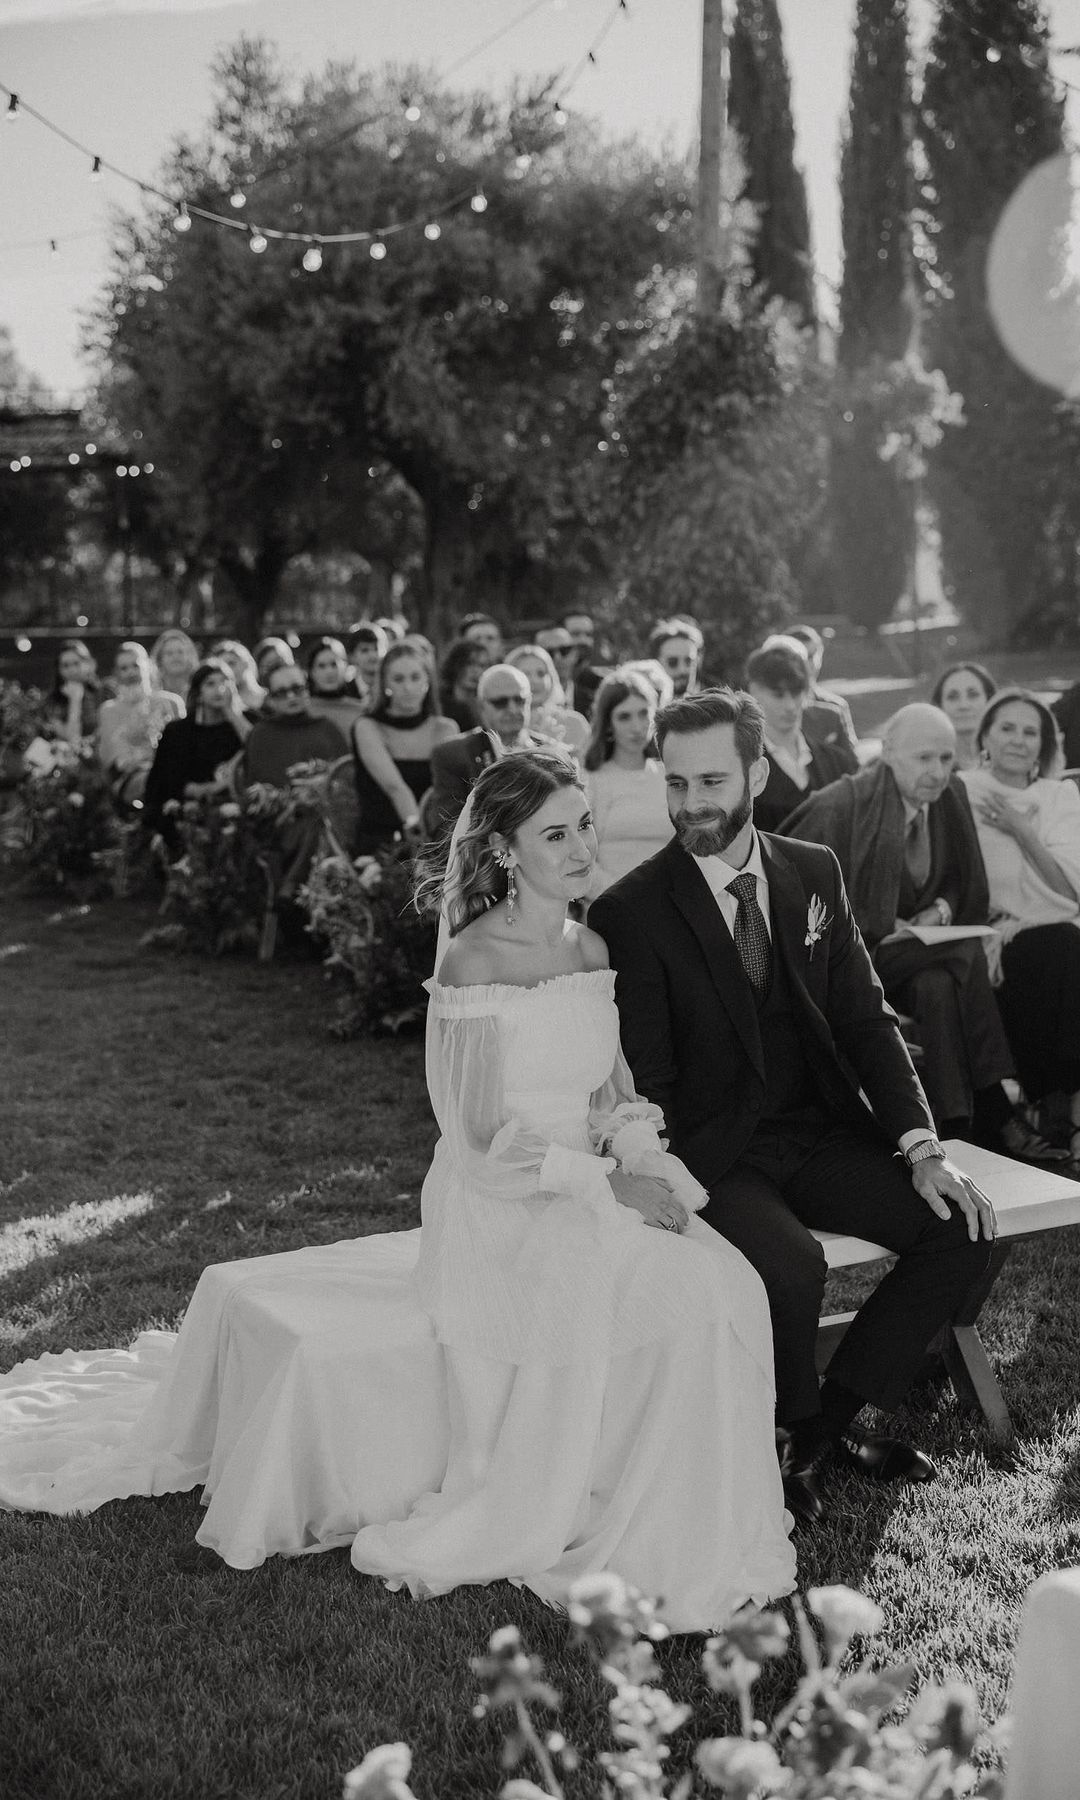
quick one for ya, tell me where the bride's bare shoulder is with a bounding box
[437,917,501,988]
[572,923,610,971]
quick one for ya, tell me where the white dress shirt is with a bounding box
[691,832,934,1157]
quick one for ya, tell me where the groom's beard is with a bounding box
[672,789,753,857]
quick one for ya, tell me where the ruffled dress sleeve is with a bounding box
[425,982,616,1214]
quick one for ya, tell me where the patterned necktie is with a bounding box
[905,808,931,890]
[728,871,773,998]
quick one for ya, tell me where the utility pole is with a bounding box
[697,0,729,315]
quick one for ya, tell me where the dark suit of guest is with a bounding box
[756,738,852,834]
[781,765,1014,1129]
[428,727,553,833]
[803,690,860,774]
[589,833,991,1426]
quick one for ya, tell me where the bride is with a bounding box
[0,750,794,1630]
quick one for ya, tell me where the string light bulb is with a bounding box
[90,155,102,182]
[369,239,387,260]
[6,94,19,120]
[424,221,441,241]
[470,192,488,213]
[302,242,323,272]
[553,106,567,127]
[229,190,246,209]
[173,202,192,233]
[986,45,1002,62]
[403,100,422,122]
[248,225,268,254]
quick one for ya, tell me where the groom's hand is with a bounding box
[910,1157,998,1241]
[608,1171,689,1234]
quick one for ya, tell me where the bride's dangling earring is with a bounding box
[495,849,517,924]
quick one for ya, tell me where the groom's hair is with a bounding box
[655,687,765,774]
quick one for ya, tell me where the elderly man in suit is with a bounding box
[780,704,1049,1161]
[589,688,996,1527]
[427,663,557,833]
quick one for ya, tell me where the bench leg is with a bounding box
[939,1323,1015,1446]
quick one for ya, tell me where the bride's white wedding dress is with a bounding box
[0,970,795,1631]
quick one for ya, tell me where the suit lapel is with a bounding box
[664,843,764,1078]
[759,835,810,985]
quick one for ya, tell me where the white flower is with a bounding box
[67,792,85,809]
[567,1571,629,1624]
[804,893,831,956]
[808,1585,884,1658]
[342,1743,416,1800]
[696,1736,787,1794]
[218,802,241,820]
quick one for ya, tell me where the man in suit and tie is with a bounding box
[588,688,996,1526]
[781,705,1039,1158]
[428,663,556,833]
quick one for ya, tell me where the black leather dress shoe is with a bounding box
[776,1427,831,1527]
[838,1431,938,1484]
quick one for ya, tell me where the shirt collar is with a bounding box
[691,830,766,898]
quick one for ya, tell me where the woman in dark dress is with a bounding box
[143,659,251,853]
[352,643,458,853]
[744,639,852,833]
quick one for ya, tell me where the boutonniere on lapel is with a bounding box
[804,893,831,959]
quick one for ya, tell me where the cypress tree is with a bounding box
[921,0,1067,637]
[728,0,816,324]
[831,0,917,626]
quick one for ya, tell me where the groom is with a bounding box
[588,688,996,1525]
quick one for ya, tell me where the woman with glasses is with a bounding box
[352,642,459,852]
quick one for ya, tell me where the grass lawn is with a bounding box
[3,890,1080,1799]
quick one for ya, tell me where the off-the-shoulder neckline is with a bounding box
[426,967,614,999]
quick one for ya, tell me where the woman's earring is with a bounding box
[495,850,517,923]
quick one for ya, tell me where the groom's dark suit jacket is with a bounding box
[588,833,935,1190]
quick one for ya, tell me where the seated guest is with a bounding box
[962,690,1080,1162]
[559,607,610,717]
[243,664,347,787]
[143,659,250,853]
[781,703,1051,1157]
[438,637,490,732]
[305,636,367,734]
[252,637,295,686]
[352,642,458,853]
[534,624,580,712]
[649,618,704,699]
[931,661,997,773]
[210,639,267,718]
[241,663,347,901]
[150,629,200,705]
[583,670,673,894]
[622,658,674,711]
[347,622,390,707]
[457,611,504,663]
[783,623,860,772]
[744,640,852,832]
[507,644,589,756]
[39,639,102,749]
[96,642,185,808]
[428,663,556,834]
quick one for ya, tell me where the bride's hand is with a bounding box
[608,1170,689,1234]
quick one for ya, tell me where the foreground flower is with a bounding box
[696,1736,787,1795]
[342,1742,417,1800]
[807,1585,884,1661]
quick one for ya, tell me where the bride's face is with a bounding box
[503,788,596,902]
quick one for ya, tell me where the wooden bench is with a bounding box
[812,1140,1080,1444]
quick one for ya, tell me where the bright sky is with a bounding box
[3,0,1080,395]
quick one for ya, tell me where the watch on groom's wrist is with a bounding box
[903,1138,946,1170]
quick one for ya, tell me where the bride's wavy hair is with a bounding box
[414,749,585,935]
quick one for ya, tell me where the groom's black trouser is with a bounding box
[700,1123,993,1425]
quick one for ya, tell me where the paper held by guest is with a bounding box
[878,923,1000,947]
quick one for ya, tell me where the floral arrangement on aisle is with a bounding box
[0,678,45,780]
[144,780,322,957]
[342,1577,1006,1800]
[11,741,125,898]
[298,841,435,1036]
